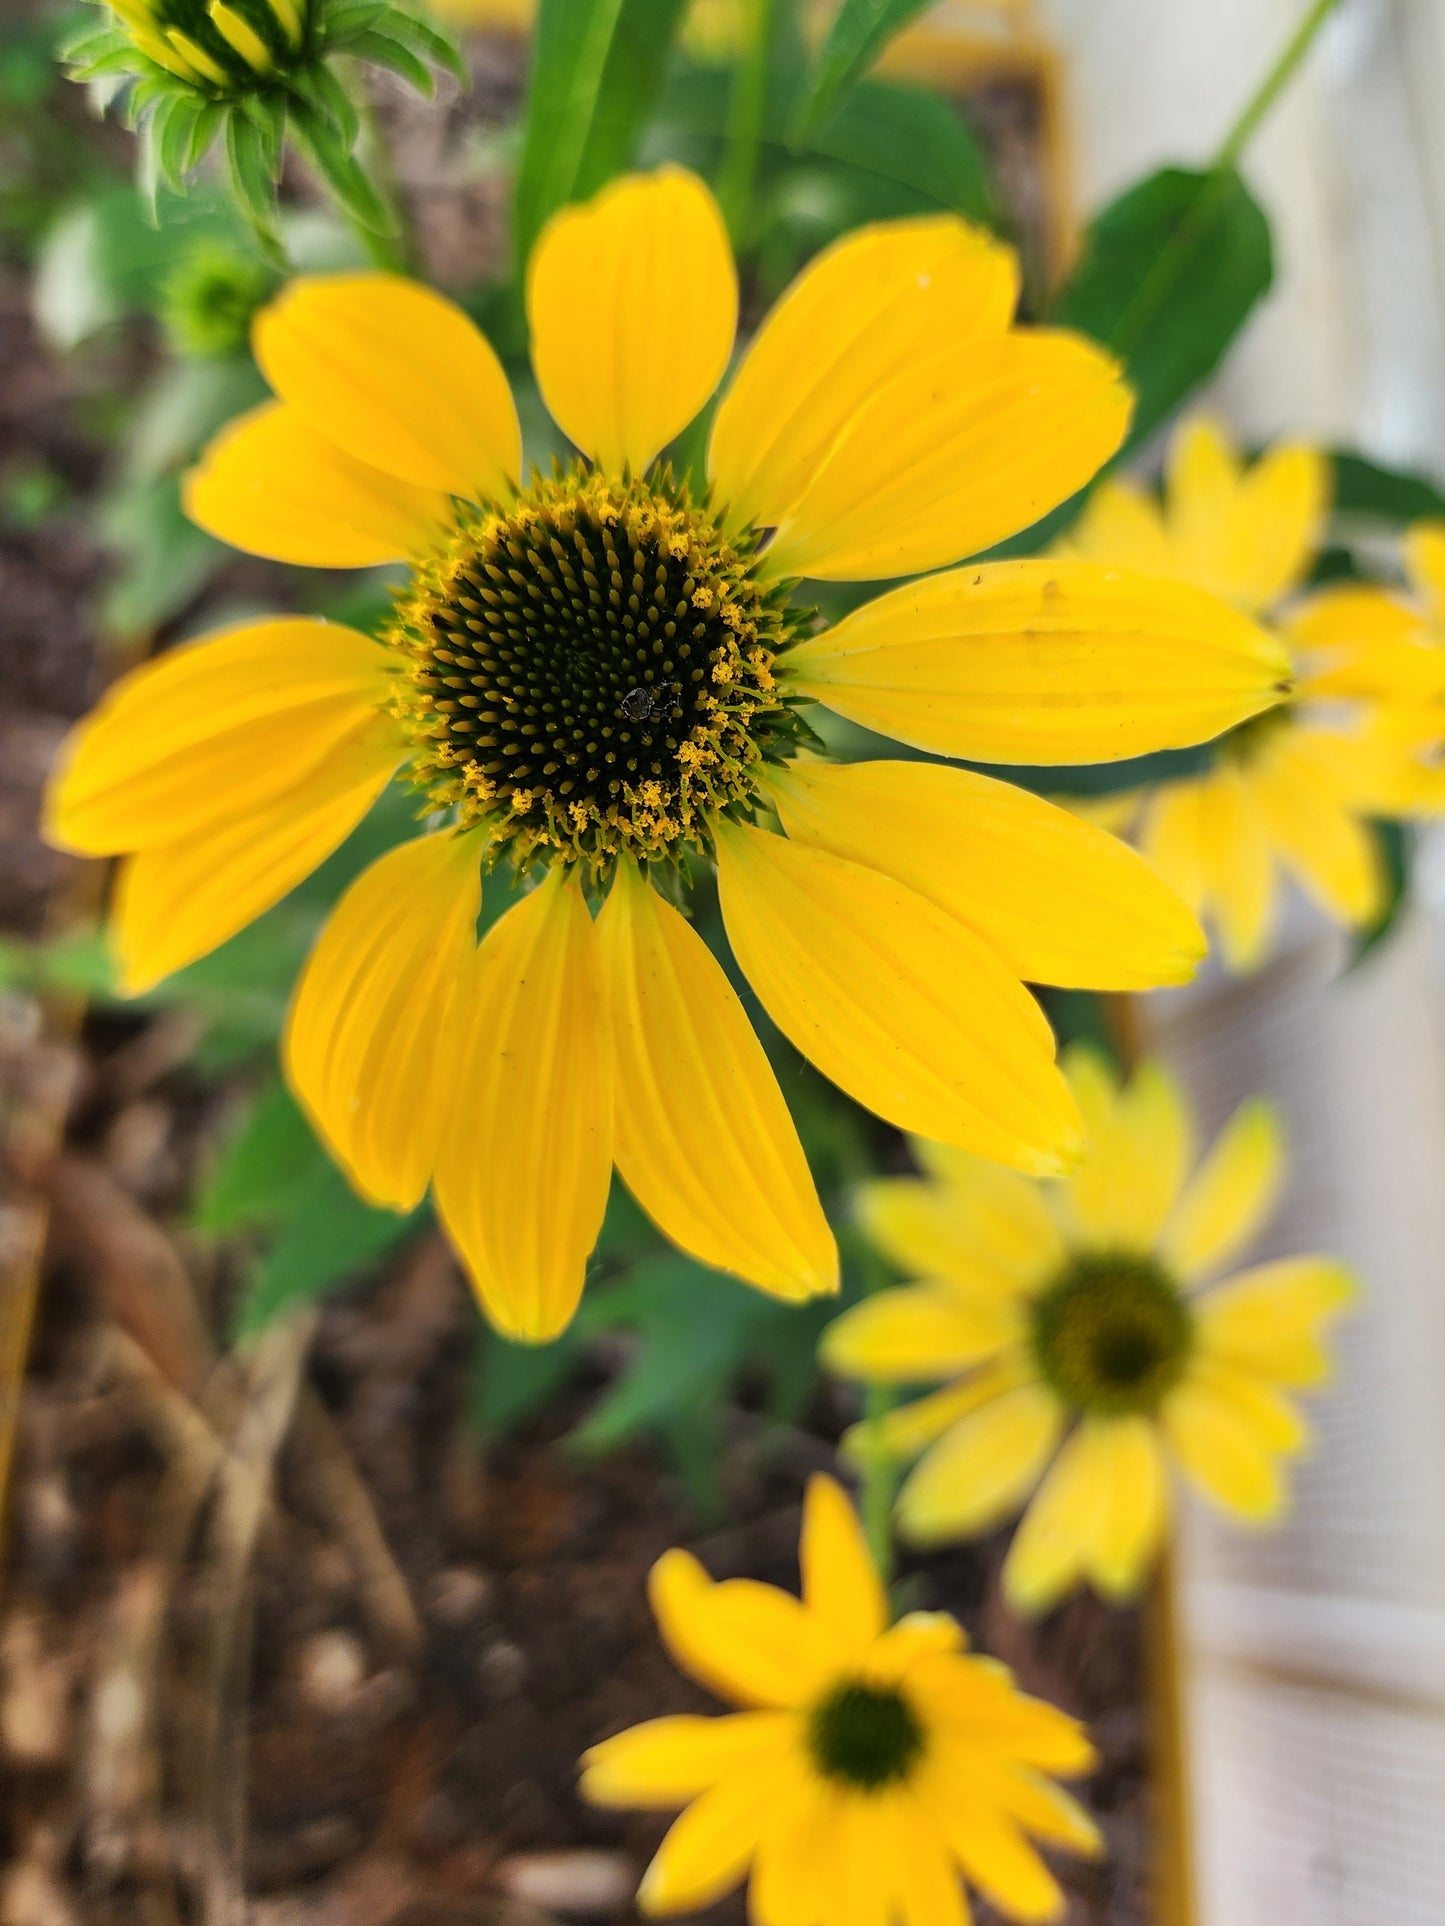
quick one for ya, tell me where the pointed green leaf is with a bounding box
[790,0,931,145]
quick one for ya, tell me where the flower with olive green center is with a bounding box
[44,168,1289,1344]
[824,1048,1357,1614]
[579,1474,1102,1924]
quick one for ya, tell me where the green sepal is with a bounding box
[367,4,467,86]
[289,58,361,145]
[346,24,433,96]
[288,95,395,233]
[315,0,389,42]
[225,104,283,252]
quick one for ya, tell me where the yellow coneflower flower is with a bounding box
[46,170,1288,1340]
[580,1474,1100,1925]
[824,1050,1355,1614]
[1063,416,1439,969]
[105,0,299,89]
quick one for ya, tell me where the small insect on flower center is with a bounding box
[388,466,809,874]
[808,1680,926,1791]
[1031,1252,1194,1416]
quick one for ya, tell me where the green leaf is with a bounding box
[807,78,992,223]
[1352,820,1410,967]
[156,91,205,190]
[513,0,689,269]
[1052,165,1273,458]
[791,0,931,146]
[195,1080,322,1233]
[1331,450,1445,526]
[472,1327,587,1436]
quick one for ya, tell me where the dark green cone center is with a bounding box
[1031,1252,1193,1415]
[808,1680,925,1790]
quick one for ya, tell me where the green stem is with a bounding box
[859,1380,899,1588]
[1214,0,1343,170]
[716,0,776,247]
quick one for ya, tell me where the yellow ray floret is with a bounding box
[580,1476,1099,1925]
[824,1049,1356,1612]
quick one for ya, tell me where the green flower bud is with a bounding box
[160,239,276,358]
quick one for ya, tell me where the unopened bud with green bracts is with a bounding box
[61,0,465,252]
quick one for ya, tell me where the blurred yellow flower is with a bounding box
[48,170,1286,1341]
[580,1474,1100,1925]
[824,1050,1355,1614]
[1064,417,1441,969]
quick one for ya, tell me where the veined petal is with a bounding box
[1163,1097,1284,1282]
[580,1711,793,1808]
[709,216,1020,543]
[799,1474,887,1656]
[1061,1054,1194,1253]
[284,832,483,1212]
[528,168,736,477]
[185,401,454,567]
[433,869,611,1342]
[861,1154,1065,1290]
[821,1285,1021,1384]
[897,1383,1063,1542]
[648,1549,843,1708]
[109,711,403,994]
[784,563,1290,763]
[767,759,1205,992]
[638,1759,795,1915]
[45,617,394,855]
[715,822,1079,1173]
[596,861,835,1302]
[1249,734,1385,925]
[253,273,521,499]
[752,329,1129,582]
[1195,760,1278,971]
[1195,1256,1356,1387]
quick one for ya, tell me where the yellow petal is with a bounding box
[253,273,521,499]
[889,1803,971,1926]
[714,822,1082,1176]
[798,1473,887,1656]
[748,329,1129,582]
[1249,733,1385,925]
[999,1422,1099,1614]
[1195,1256,1356,1387]
[1404,520,1445,621]
[709,215,1019,547]
[821,1285,1021,1384]
[746,1768,840,1926]
[844,1360,1030,1466]
[1162,1097,1284,1282]
[908,1650,1095,1774]
[784,562,1291,763]
[987,1767,1102,1856]
[1139,780,1206,912]
[185,401,454,567]
[283,831,482,1212]
[596,861,835,1302]
[1080,1417,1170,1600]
[1061,1055,1194,1253]
[1224,441,1330,613]
[1195,760,1278,971]
[1164,416,1241,595]
[638,1760,793,1915]
[767,758,1205,992]
[527,168,736,476]
[45,617,394,855]
[862,1153,1065,1290]
[1061,474,1173,575]
[109,713,403,994]
[580,1711,793,1808]
[897,1383,1063,1541]
[647,1549,843,1708]
[1161,1368,1290,1521]
[433,869,612,1342]
[920,1760,1065,1926]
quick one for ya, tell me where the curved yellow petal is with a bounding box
[638,1760,793,1916]
[747,329,1129,582]
[528,168,736,476]
[896,1383,1063,1541]
[596,860,835,1302]
[1250,733,1384,924]
[1061,1056,1194,1253]
[908,1649,1095,1773]
[785,562,1291,763]
[433,869,612,1342]
[1164,417,1240,595]
[799,1474,887,1656]
[889,1804,971,1926]
[1061,474,1173,576]
[46,617,394,856]
[1224,441,1329,613]
[185,401,454,567]
[709,216,1019,543]
[283,832,483,1212]
[845,1364,1030,1466]
[580,1711,793,1809]
[920,1760,1065,1926]
[863,1152,1065,1290]
[714,821,1082,1176]
[821,1285,1021,1384]
[1139,780,1207,913]
[1195,1256,1356,1387]
[647,1549,843,1708]
[1080,1417,1169,1601]
[1160,1368,1290,1522]
[109,712,404,993]
[1196,760,1278,971]
[767,758,1205,992]
[748,1770,842,1926]
[999,1421,1101,1614]
[1163,1097,1284,1282]
[253,273,521,499]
